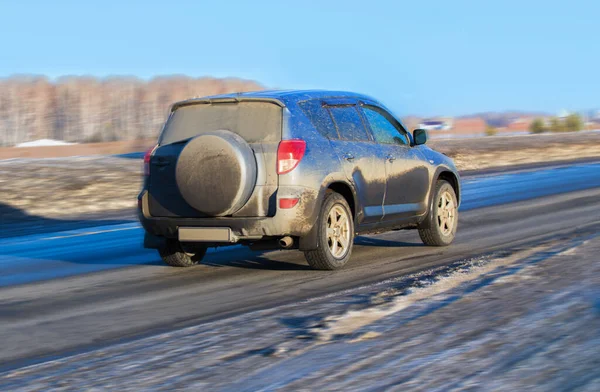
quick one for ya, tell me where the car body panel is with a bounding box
[379,143,431,220]
[328,139,386,224]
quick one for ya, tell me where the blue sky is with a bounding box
[0,0,597,116]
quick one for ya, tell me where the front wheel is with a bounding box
[418,180,458,246]
[304,191,354,270]
[158,239,207,267]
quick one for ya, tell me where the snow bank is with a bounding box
[15,139,76,148]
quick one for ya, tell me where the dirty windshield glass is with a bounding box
[159,101,282,145]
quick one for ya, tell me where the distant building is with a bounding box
[452,118,487,135]
[507,117,534,132]
[418,118,453,131]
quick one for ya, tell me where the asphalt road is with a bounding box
[1,162,600,368]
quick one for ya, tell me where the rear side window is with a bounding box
[159,102,282,145]
[327,106,371,142]
[361,106,409,145]
[298,100,338,139]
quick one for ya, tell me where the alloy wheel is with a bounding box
[326,205,351,259]
[437,190,456,236]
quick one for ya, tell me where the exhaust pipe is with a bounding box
[279,236,294,249]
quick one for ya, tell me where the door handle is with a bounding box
[343,153,355,161]
[386,155,396,162]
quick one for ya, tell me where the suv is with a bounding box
[138,90,460,270]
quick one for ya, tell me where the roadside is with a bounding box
[1,132,599,221]
[429,131,600,172]
[0,139,154,160]
[1,159,598,240]
[2,225,598,390]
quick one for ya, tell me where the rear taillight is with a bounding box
[143,145,157,176]
[277,139,306,174]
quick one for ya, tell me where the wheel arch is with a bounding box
[298,178,359,251]
[326,181,357,221]
[435,169,461,206]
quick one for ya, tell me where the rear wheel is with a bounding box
[418,180,458,246]
[304,192,354,270]
[158,239,207,267]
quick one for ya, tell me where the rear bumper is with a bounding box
[138,186,320,244]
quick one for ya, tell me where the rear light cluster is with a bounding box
[277,139,306,175]
[143,145,158,176]
[277,140,306,209]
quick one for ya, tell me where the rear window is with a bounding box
[159,102,282,145]
[328,106,371,142]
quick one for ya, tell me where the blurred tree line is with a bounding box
[529,114,583,134]
[0,76,263,146]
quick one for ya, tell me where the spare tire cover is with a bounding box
[175,130,257,216]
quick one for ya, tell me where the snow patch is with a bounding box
[349,331,382,343]
[15,139,76,148]
[559,246,579,255]
[316,245,548,341]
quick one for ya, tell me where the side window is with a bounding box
[327,106,371,142]
[298,100,339,139]
[362,106,409,146]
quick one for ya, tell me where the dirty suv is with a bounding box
[138,90,460,270]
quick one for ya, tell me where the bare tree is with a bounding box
[0,76,264,146]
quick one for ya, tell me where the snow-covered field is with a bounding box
[2,229,598,390]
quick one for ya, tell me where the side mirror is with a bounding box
[413,129,428,145]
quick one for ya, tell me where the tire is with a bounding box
[418,180,458,246]
[158,239,207,267]
[304,191,354,270]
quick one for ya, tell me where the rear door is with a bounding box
[148,101,281,218]
[325,104,386,225]
[360,104,430,222]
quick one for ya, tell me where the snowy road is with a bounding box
[4,230,596,391]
